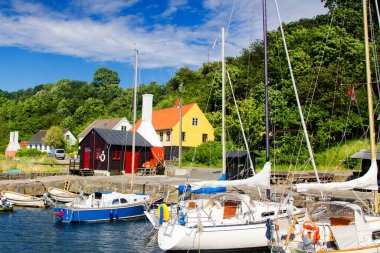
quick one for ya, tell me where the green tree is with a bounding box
[42,126,64,148]
[93,67,121,87]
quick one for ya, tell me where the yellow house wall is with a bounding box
[169,104,214,147]
[156,129,173,146]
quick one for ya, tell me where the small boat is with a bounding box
[0,197,13,211]
[47,187,78,203]
[1,190,47,208]
[54,191,150,223]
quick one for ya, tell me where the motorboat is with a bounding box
[54,191,150,223]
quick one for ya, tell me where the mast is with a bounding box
[273,0,322,199]
[130,49,138,190]
[263,0,270,163]
[222,27,226,178]
[178,84,183,169]
[363,0,379,215]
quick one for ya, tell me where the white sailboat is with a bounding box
[269,0,380,252]
[146,7,304,249]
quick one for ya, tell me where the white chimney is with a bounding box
[142,94,153,123]
[9,132,14,143]
[14,131,19,143]
[137,94,162,147]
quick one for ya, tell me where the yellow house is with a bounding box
[136,103,214,160]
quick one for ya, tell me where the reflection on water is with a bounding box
[0,208,269,253]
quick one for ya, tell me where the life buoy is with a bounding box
[302,221,320,244]
[99,153,106,162]
[157,204,170,223]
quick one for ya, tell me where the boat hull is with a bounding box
[270,245,380,253]
[54,204,146,223]
[158,222,269,251]
[1,191,46,208]
[48,187,77,203]
[0,206,13,212]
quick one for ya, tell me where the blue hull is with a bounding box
[54,204,146,223]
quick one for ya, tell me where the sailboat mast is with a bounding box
[263,0,270,163]
[222,27,226,176]
[131,49,138,190]
[363,0,379,214]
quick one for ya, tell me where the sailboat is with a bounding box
[268,0,380,251]
[145,4,303,249]
[53,49,151,223]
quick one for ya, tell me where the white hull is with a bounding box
[48,187,77,203]
[1,190,46,208]
[158,222,269,251]
[270,244,380,253]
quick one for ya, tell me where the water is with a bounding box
[0,208,162,253]
[0,208,269,253]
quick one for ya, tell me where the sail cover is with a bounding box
[190,162,271,190]
[296,159,378,192]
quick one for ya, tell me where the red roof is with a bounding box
[135,104,194,131]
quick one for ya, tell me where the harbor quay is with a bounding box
[0,167,373,207]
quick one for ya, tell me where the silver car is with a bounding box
[48,149,65,159]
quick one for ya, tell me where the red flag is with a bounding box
[347,87,356,101]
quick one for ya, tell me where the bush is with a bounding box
[16,149,45,158]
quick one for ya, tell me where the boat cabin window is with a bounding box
[112,199,120,205]
[262,211,275,217]
[120,198,127,204]
[95,192,102,199]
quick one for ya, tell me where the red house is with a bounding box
[79,128,153,174]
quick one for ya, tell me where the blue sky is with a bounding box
[0,0,328,91]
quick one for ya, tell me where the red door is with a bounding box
[124,151,139,174]
[84,147,91,168]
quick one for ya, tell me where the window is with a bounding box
[159,132,164,141]
[112,150,121,160]
[66,134,70,141]
[95,147,101,160]
[192,117,198,126]
[181,132,186,142]
[202,134,208,143]
[120,198,128,204]
[166,131,171,141]
[121,126,127,131]
[112,199,120,205]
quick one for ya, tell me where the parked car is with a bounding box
[48,149,65,159]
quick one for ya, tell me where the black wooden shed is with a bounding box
[350,149,380,184]
[79,128,152,174]
[225,151,259,180]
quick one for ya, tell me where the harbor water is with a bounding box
[0,208,162,253]
[0,207,269,252]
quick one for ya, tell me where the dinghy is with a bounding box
[47,187,78,203]
[1,190,47,208]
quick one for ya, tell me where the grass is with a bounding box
[0,155,67,173]
[270,139,369,172]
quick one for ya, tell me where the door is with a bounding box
[84,147,91,169]
[124,151,139,174]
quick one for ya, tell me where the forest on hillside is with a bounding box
[0,0,378,166]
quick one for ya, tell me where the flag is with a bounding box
[347,87,356,101]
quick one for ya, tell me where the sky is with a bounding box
[0,0,328,92]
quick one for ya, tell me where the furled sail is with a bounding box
[190,162,271,190]
[296,159,378,192]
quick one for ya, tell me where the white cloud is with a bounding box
[160,0,188,18]
[0,0,328,69]
[72,0,140,16]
